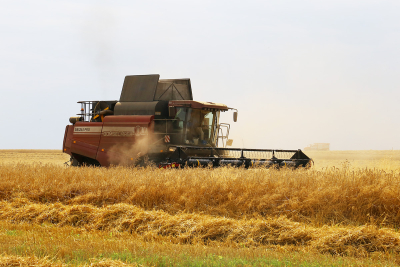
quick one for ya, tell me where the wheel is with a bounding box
[70,157,80,167]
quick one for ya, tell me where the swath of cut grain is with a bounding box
[0,254,61,267]
[0,254,141,267]
[1,198,400,256]
[87,259,139,267]
[1,163,400,227]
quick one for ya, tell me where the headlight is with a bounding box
[168,147,176,152]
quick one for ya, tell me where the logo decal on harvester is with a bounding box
[75,127,90,132]
[74,127,102,133]
[102,126,148,137]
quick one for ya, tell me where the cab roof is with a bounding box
[168,100,228,111]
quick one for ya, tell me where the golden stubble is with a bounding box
[1,162,400,227]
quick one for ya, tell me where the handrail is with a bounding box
[217,123,230,147]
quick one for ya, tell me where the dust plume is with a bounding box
[107,134,159,167]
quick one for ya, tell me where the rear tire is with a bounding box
[70,157,80,167]
[70,154,101,167]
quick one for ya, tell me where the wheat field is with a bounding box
[0,149,400,266]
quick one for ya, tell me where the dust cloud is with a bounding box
[106,134,159,167]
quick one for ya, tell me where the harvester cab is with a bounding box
[166,100,232,147]
[62,74,312,168]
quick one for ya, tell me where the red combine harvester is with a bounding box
[62,74,311,168]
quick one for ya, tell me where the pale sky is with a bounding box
[1,0,399,150]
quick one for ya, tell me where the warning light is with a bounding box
[73,141,76,144]
[160,150,163,152]
[130,158,133,161]
[81,108,84,111]
[101,149,104,152]
[64,148,66,151]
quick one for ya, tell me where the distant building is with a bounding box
[304,143,330,151]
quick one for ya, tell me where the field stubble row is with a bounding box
[0,220,398,266]
[1,163,400,227]
[0,254,135,266]
[1,197,400,258]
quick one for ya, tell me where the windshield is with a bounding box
[172,107,218,146]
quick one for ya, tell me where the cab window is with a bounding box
[186,109,217,146]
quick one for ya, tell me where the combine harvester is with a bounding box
[63,75,311,168]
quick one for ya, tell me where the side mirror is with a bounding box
[168,106,176,117]
[233,111,238,122]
